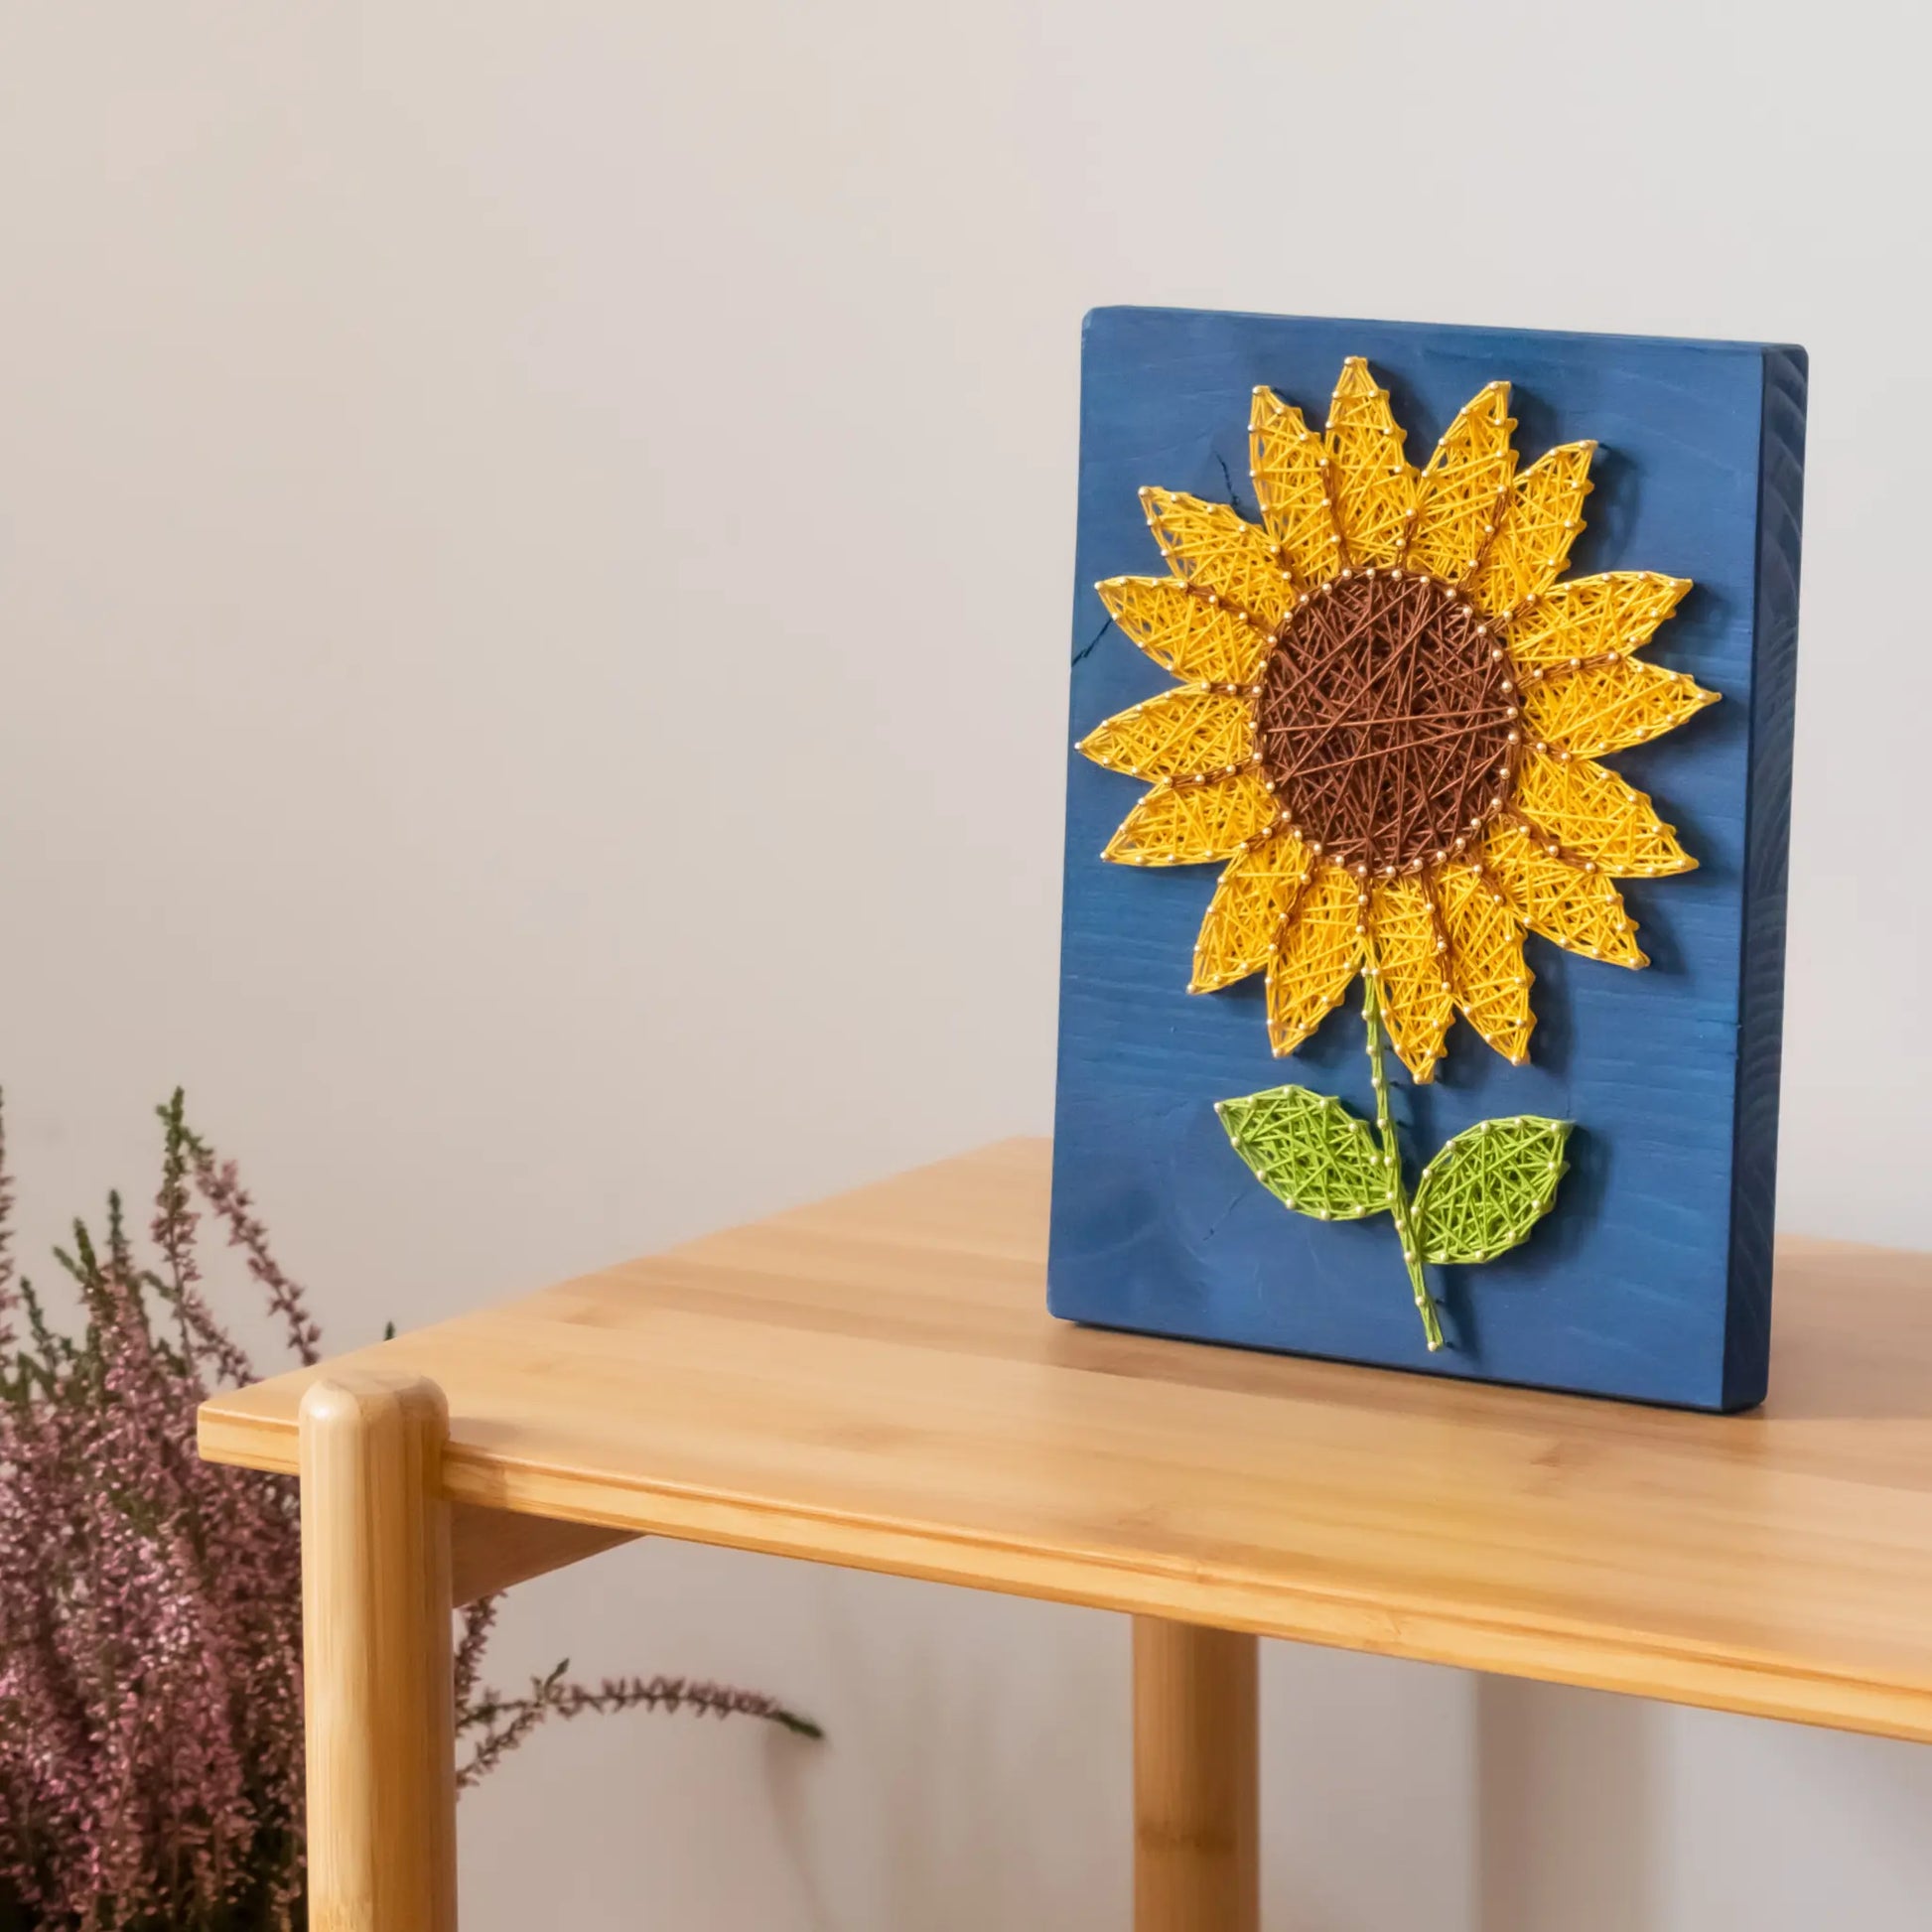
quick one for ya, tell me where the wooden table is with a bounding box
[198,1137,1932,1931]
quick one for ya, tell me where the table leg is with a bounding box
[1132,1616,1259,1932]
[300,1373,458,1932]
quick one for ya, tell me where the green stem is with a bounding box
[1363,972,1446,1352]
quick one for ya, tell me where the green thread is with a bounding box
[1216,1087,1392,1221]
[1217,983,1575,1352]
[1362,972,1446,1352]
[1412,1116,1572,1264]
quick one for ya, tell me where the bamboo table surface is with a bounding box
[200,1135,1932,1745]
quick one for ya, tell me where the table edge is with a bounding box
[198,1399,1932,1747]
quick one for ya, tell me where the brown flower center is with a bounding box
[1256,570,1517,875]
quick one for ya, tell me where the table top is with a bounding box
[201,1138,1932,1743]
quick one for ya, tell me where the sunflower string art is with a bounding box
[1078,359,1718,1350]
[1051,311,1803,1410]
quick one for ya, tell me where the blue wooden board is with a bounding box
[1048,309,1806,1412]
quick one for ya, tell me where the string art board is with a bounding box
[1049,310,1806,1411]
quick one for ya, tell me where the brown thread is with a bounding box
[1256,570,1518,875]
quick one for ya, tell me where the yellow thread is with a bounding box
[1192,833,1313,993]
[1103,769,1277,867]
[1510,749,1696,879]
[1324,358,1418,568]
[1249,387,1340,586]
[1265,863,1362,1056]
[1403,383,1517,582]
[1096,576,1271,685]
[1140,488,1295,627]
[1077,685,1254,781]
[1079,356,1713,1071]
[1433,862,1535,1062]
[1505,571,1690,670]
[1521,655,1718,758]
[1482,819,1647,966]
[1367,878,1455,1082]
[1467,442,1595,613]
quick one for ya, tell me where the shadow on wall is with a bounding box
[1477,1677,1656,1932]
[1477,1675,1932,1930]
[760,1572,1133,1932]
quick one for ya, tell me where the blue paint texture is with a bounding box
[1048,308,1806,1412]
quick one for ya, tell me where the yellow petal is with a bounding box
[1141,488,1294,627]
[1266,862,1364,1055]
[1403,383,1516,584]
[1511,750,1695,878]
[1482,819,1646,966]
[1103,769,1278,867]
[1369,879,1453,1082]
[1505,571,1691,671]
[1505,572,1693,678]
[1324,358,1418,569]
[1433,862,1534,1062]
[1522,656,1719,758]
[1249,387,1342,587]
[1096,576,1271,686]
[1191,832,1315,992]
[1466,443,1594,615]
[1078,686,1254,781]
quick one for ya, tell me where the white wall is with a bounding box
[2,1,1926,1925]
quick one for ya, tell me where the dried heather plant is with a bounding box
[0,1092,816,1931]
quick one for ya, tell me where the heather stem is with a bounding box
[0,1090,815,1922]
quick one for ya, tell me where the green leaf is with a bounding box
[1216,1086,1393,1221]
[1411,1116,1573,1265]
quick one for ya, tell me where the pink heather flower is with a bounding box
[0,1092,816,1928]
